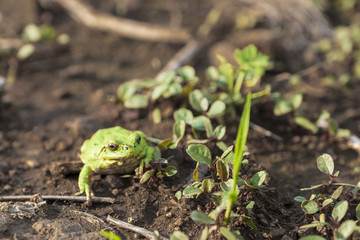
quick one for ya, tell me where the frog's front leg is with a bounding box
[138,147,155,175]
[76,164,93,204]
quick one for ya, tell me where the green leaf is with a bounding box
[295,116,318,133]
[157,72,176,85]
[317,153,334,175]
[170,231,189,240]
[201,179,213,193]
[189,90,206,112]
[100,231,122,240]
[301,200,320,214]
[206,66,219,81]
[291,93,303,109]
[22,24,41,42]
[356,203,360,220]
[300,222,328,229]
[246,201,255,215]
[332,186,344,200]
[274,100,293,116]
[186,144,212,165]
[191,116,212,131]
[140,169,155,184]
[220,227,242,240]
[178,65,195,80]
[164,82,182,97]
[323,198,334,208]
[216,160,229,182]
[300,183,326,191]
[332,200,348,222]
[191,211,215,224]
[213,125,226,140]
[165,166,177,177]
[221,145,233,159]
[175,191,182,201]
[200,226,208,240]
[124,94,148,109]
[240,215,257,229]
[174,108,193,124]
[299,235,326,240]
[173,120,186,140]
[40,25,56,42]
[232,93,251,182]
[193,162,199,182]
[151,85,167,101]
[335,220,357,240]
[294,196,307,202]
[183,186,202,197]
[250,171,267,187]
[17,44,35,60]
[207,100,226,118]
[152,108,161,124]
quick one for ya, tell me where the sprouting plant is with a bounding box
[117,65,198,109]
[177,94,267,239]
[294,154,360,239]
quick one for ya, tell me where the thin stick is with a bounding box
[0,38,24,49]
[54,0,190,43]
[0,195,115,203]
[250,122,283,141]
[107,215,169,240]
[157,40,200,77]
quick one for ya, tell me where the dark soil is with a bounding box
[1,0,359,239]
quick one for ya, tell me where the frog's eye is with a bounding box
[122,145,128,150]
[108,143,118,151]
[136,135,141,144]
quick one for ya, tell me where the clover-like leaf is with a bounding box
[191,211,215,224]
[124,94,148,109]
[291,93,303,110]
[317,153,334,175]
[356,203,360,220]
[170,231,189,240]
[295,116,318,133]
[221,145,233,160]
[189,90,206,112]
[178,65,195,81]
[201,179,213,194]
[191,116,211,131]
[332,200,348,222]
[216,160,229,182]
[186,144,212,165]
[332,186,343,200]
[140,169,155,184]
[274,100,293,116]
[213,125,226,140]
[206,66,219,81]
[183,186,202,197]
[250,171,267,187]
[299,235,326,240]
[207,100,226,118]
[335,220,357,240]
[294,196,307,203]
[220,227,243,240]
[174,108,193,124]
[301,200,320,214]
[17,44,35,60]
[165,166,177,177]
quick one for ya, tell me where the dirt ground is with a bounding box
[0,0,360,239]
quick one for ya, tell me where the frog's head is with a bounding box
[99,133,144,160]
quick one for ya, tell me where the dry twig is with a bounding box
[53,0,191,43]
[0,194,115,204]
[157,40,200,77]
[107,215,169,240]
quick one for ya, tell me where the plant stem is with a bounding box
[234,71,245,94]
[223,93,251,226]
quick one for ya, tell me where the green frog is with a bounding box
[75,126,154,204]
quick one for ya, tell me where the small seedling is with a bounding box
[295,154,360,239]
